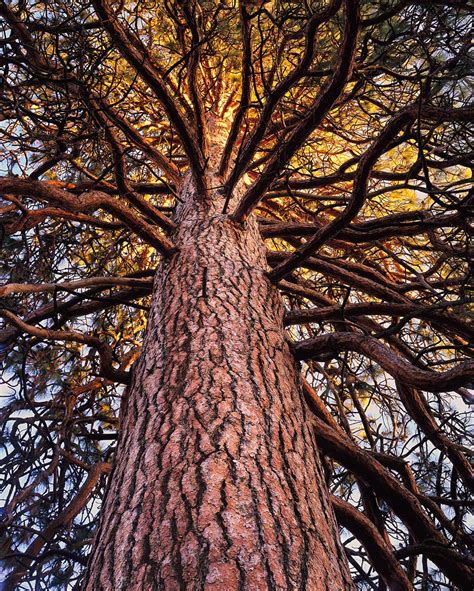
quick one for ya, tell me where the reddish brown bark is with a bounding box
[82,177,353,590]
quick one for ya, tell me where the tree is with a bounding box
[0,0,472,588]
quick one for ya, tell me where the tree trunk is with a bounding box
[83,175,353,590]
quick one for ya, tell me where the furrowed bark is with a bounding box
[82,176,353,590]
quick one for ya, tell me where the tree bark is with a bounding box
[83,175,353,590]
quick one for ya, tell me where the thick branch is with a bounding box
[94,97,181,184]
[293,332,474,392]
[269,110,414,280]
[396,382,473,490]
[218,0,252,177]
[313,417,474,589]
[91,0,205,189]
[223,0,343,194]
[284,301,474,343]
[0,310,129,384]
[331,496,412,591]
[0,276,152,298]
[260,209,467,243]
[0,178,176,255]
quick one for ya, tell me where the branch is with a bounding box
[230,0,360,221]
[222,0,343,194]
[260,209,467,242]
[269,250,408,303]
[31,181,173,196]
[268,110,415,280]
[313,417,474,589]
[303,380,471,544]
[180,0,207,154]
[0,310,129,384]
[218,0,252,176]
[331,496,413,591]
[92,97,181,185]
[284,301,474,343]
[293,332,474,392]
[87,101,177,232]
[0,276,153,298]
[0,178,176,255]
[91,0,205,190]
[0,279,154,346]
[3,462,111,591]
[1,204,124,234]
[396,382,473,490]
[0,2,48,70]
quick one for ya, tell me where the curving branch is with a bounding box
[259,209,467,243]
[0,178,176,255]
[268,104,473,281]
[86,101,177,232]
[0,310,129,384]
[269,109,415,281]
[0,285,152,346]
[293,332,474,392]
[0,276,153,298]
[269,250,409,303]
[91,0,205,190]
[396,382,473,489]
[313,416,474,589]
[331,495,413,591]
[284,301,474,343]
[92,96,181,185]
[222,0,343,195]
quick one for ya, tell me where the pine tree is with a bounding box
[0,1,473,589]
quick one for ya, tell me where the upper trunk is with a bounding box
[83,174,353,590]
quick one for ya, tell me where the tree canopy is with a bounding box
[0,0,472,588]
